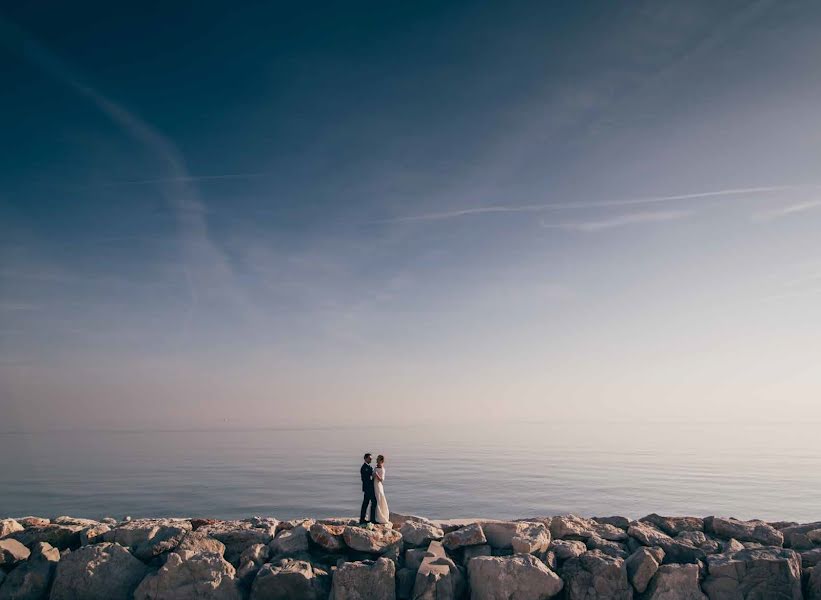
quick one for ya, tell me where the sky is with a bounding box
[1,1,820,431]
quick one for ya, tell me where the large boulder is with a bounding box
[399,521,444,548]
[550,515,592,540]
[442,524,486,551]
[808,566,821,600]
[625,547,662,593]
[468,554,562,600]
[0,542,60,600]
[330,557,396,600]
[250,559,330,600]
[101,519,192,562]
[640,515,704,537]
[561,550,632,600]
[390,514,435,530]
[585,535,629,559]
[702,547,802,600]
[176,532,226,556]
[593,516,630,531]
[78,524,110,547]
[781,522,821,549]
[643,563,706,600]
[0,540,30,567]
[51,517,99,528]
[49,542,149,600]
[133,550,242,600]
[236,543,272,583]
[549,540,587,561]
[482,522,551,554]
[8,525,82,551]
[269,523,310,557]
[309,523,346,553]
[0,521,23,539]
[343,525,402,554]
[802,548,821,568]
[628,522,674,548]
[198,521,277,566]
[15,519,49,530]
[704,517,783,547]
[411,552,465,600]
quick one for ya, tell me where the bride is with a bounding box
[373,454,390,524]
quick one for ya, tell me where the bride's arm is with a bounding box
[374,468,384,481]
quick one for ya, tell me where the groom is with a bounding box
[359,452,377,524]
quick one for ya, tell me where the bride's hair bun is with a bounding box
[377,454,385,462]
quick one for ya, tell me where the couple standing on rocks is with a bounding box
[359,452,390,525]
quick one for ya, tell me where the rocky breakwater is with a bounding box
[1,512,821,599]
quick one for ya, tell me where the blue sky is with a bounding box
[2,1,821,430]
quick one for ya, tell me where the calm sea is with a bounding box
[1,421,818,523]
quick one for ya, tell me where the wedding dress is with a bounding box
[374,466,390,524]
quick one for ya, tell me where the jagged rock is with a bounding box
[270,523,310,557]
[0,521,23,539]
[675,531,719,553]
[803,548,821,568]
[586,535,628,559]
[808,566,821,600]
[244,517,280,530]
[0,573,4,589]
[52,517,99,528]
[640,515,704,537]
[482,522,550,554]
[643,563,706,600]
[549,540,587,561]
[0,539,30,566]
[625,546,662,593]
[248,559,329,600]
[198,521,277,566]
[176,532,226,556]
[236,543,271,582]
[330,557,396,600]
[462,544,492,564]
[720,538,744,554]
[412,552,465,600]
[468,554,562,600]
[101,518,118,526]
[0,542,59,600]
[809,529,821,543]
[593,516,630,531]
[550,515,593,540]
[78,524,110,546]
[8,525,83,551]
[15,519,49,530]
[310,523,346,553]
[133,550,242,600]
[50,542,149,600]
[704,517,783,546]
[782,522,821,548]
[702,547,802,599]
[101,518,192,562]
[442,524,486,550]
[628,522,673,547]
[397,568,415,600]
[400,521,444,548]
[561,550,632,600]
[343,525,402,554]
[391,514,435,530]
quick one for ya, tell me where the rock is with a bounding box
[343,525,403,554]
[625,547,661,593]
[244,516,280,530]
[412,552,465,600]
[397,567,415,600]
[405,548,431,570]
[330,557,396,600]
[101,518,192,562]
[808,566,821,600]
[643,563,706,600]
[133,550,242,600]
[399,521,444,548]
[176,532,226,556]
[310,523,347,553]
[549,540,587,561]
[442,524,486,550]
[462,544,492,564]
[640,515,704,537]
[628,521,674,547]
[720,538,744,554]
[198,521,277,566]
[593,516,630,531]
[390,513,435,530]
[101,518,118,526]
[585,535,629,559]
[704,517,783,546]
[0,520,24,539]
[52,517,99,528]
[468,554,563,600]
[803,548,821,568]
[550,515,593,540]
[8,525,82,551]
[782,522,821,548]
[248,559,330,600]
[561,550,632,600]
[15,518,49,530]
[236,543,271,582]
[702,547,802,600]
[482,522,550,555]
[0,572,4,589]
[0,539,30,566]
[78,524,110,546]
[809,529,821,543]
[50,542,149,600]
[269,523,310,557]
[0,542,60,600]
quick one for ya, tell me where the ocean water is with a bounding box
[1,421,819,523]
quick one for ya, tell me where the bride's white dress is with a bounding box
[374,466,390,524]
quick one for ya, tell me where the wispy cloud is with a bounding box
[376,185,808,224]
[751,199,821,222]
[543,209,692,232]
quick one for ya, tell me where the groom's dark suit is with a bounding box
[360,462,376,523]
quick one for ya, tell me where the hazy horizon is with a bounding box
[3,1,821,432]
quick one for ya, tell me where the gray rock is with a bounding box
[249,559,330,600]
[809,529,821,543]
[390,513,435,530]
[101,519,193,562]
[625,547,661,594]
[51,517,99,528]
[585,535,629,559]
[269,523,311,557]
[78,524,110,547]
[628,522,673,547]
[704,517,783,546]
[49,542,149,600]
[309,523,346,553]
[412,553,465,600]
[702,547,802,600]
[0,542,60,600]
[720,538,744,554]
[467,554,563,600]
[781,521,821,548]
[175,532,226,557]
[511,523,551,555]
[330,557,396,600]
[643,563,706,600]
[803,547,821,568]
[593,516,630,531]
[0,521,24,539]
[343,525,403,554]
[399,521,444,548]
[397,568,415,600]
[236,543,272,583]
[550,515,594,540]
[461,544,492,565]
[549,540,587,561]
[561,550,632,600]
[133,550,242,600]
[15,519,49,530]
[0,539,30,566]
[483,522,546,551]
[8,525,82,551]
[808,566,821,600]
[198,521,277,566]
[442,524,486,550]
[640,515,704,537]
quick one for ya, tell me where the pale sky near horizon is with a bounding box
[2,1,821,431]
